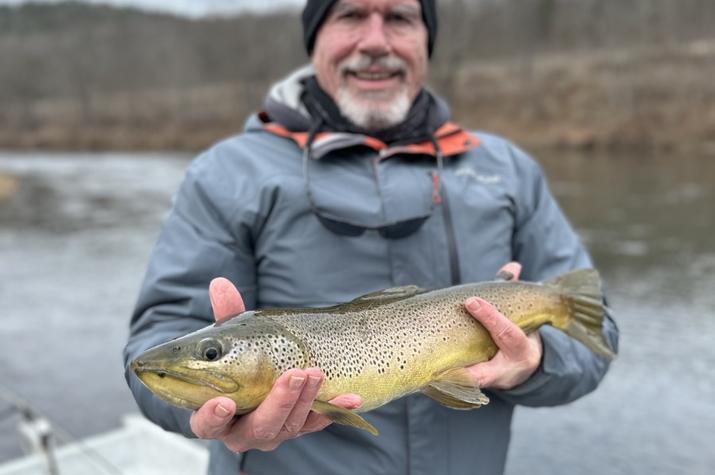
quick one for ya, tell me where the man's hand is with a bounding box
[464,263,543,390]
[189,278,362,452]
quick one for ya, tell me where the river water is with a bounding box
[0,150,713,474]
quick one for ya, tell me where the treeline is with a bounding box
[1,0,714,150]
[438,0,715,57]
[0,3,304,108]
[3,0,715,102]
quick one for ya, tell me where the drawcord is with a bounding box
[429,135,462,286]
[302,118,324,208]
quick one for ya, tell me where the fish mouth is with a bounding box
[131,361,240,394]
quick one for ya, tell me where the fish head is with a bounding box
[131,312,304,413]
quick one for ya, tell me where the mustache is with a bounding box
[338,54,407,74]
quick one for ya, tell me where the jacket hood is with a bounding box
[262,65,316,132]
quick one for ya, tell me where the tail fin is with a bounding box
[546,269,616,360]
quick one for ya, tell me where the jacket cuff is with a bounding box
[176,407,198,439]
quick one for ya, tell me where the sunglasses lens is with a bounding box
[377,216,429,239]
[316,215,366,237]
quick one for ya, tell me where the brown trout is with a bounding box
[131,268,614,435]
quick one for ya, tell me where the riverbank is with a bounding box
[452,39,715,154]
[1,39,714,154]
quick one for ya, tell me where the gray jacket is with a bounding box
[124,68,618,475]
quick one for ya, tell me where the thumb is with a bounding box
[190,397,236,439]
[209,277,245,322]
[495,262,522,281]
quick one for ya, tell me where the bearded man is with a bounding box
[124,1,618,474]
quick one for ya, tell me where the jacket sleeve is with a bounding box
[122,150,258,437]
[494,145,619,407]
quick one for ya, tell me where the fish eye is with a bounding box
[204,348,219,361]
[198,338,223,362]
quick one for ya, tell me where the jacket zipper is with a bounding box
[440,187,461,285]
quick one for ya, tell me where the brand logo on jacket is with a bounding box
[455,166,502,185]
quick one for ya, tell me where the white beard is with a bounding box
[333,53,413,131]
[336,86,411,131]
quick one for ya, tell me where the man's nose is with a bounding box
[356,14,391,57]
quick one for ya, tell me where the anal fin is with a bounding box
[312,400,379,436]
[422,367,489,409]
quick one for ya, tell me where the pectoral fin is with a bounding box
[422,368,489,409]
[311,400,379,436]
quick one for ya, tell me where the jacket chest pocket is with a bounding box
[443,168,516,282]
[252,174,394,306]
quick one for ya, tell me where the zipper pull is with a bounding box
[432,171,442,205]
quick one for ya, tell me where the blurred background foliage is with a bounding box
[1,0,714,151]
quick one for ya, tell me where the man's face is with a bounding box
[311,0,428,131]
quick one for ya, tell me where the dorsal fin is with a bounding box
[351,285,425,306]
